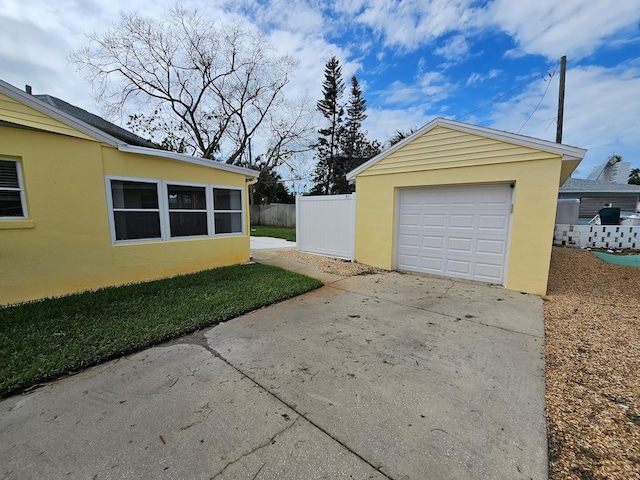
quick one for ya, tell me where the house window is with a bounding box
[213,188,243,234]
[110,180,161,240]
[167,184,208,237]
[0,159,26,218]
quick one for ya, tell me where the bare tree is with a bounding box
[70,7,299,165]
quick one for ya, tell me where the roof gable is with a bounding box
[347,117,586,180]
[0,79,256,178]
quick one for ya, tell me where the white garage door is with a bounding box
[396,184,512,284]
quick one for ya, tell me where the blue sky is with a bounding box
[2,0,639,187]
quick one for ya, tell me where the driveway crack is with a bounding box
[188,337,394,480]
[210,417,299,479]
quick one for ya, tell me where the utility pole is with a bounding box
[556,55,567,144]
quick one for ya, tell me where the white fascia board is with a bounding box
[0,79,122,147]
[346,117,587,181]
[117,145,258,178]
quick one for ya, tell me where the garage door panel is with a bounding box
[478,214,509,230]
[399,213,421,227]
[397,184,511,284]
[474,263,503,281]
[448,214,474,228]
[447,237,473,252]
[398,233,421,247]
[397,253,419,268]
[422,214,446,227]
[445,259,471,275]
[419,256,444,271]
[421,235,445,249]
[476,238,505,255]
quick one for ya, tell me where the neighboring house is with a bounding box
[559,156,640,220]
[0,79,257,306]
[346,118,586,296]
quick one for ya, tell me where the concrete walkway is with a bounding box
[250,236,296,250]
[0,256,547,480]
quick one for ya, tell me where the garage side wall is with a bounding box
[353,127,563,295]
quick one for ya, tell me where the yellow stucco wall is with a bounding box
[0,125,251,305]
[354,126,564,295]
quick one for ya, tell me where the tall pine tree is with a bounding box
[311,56,345,195]
[312,59,381,194]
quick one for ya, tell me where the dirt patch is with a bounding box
[545,247,640,479]
[276,249,380,277]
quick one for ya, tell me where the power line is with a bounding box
[517,65,557,133]
[460,68,554,120]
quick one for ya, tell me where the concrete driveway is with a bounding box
[0,261,547,480]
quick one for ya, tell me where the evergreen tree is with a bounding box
[312,59,381,195]
[312,57,345,195]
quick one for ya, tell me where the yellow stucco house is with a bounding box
[347,118,587,295]
[0,79,257,306]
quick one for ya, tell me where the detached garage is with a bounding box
[347,118,586,295]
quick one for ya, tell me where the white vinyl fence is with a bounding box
[296,194,356,261]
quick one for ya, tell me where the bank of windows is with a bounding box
[108,178,244,243]
[0,158,27,219]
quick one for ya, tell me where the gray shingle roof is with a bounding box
[560,177,640,194]
[34,95,158,149]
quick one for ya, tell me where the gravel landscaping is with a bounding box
[545,247,640,479]
[277,248,380,276]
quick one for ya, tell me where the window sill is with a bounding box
[0,219,35,230]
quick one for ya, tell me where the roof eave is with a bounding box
[117,144,258,178]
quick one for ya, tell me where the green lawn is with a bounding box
[0,264,321,398]
[250,225,296,242]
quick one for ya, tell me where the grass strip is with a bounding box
[250,225,296,242]
[0,263,321,397]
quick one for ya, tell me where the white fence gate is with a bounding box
[296,194,356,261]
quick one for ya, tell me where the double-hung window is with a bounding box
[110,180,162,241]
[167,184,208,237]
[0,159,27,218]
[213,188,243,234]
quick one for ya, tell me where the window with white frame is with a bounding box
[213,188,243,234]
[107,177,244,243]
[167,184,208,237]
[110,180,162,241]
[0,159,26,218]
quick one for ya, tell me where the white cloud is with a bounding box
[466,69,501,86]
[363,106,434,146]
[487,0,640,60]
[434,35,469,60]
[334,0,482,51]
[488,63,640,177]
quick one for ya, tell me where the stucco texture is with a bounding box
[1,123,250,306]
[353,126,570,295]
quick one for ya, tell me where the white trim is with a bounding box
[165,181,210,239]
[0,157,29,220]
[346,117,587,181]
[393,182,514,286]
[212,186,245,235]
[0,79,259,180]
[0,79,123,147]
[106,176,164,244]
[105,176,247,244]
[117,145,258,178]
